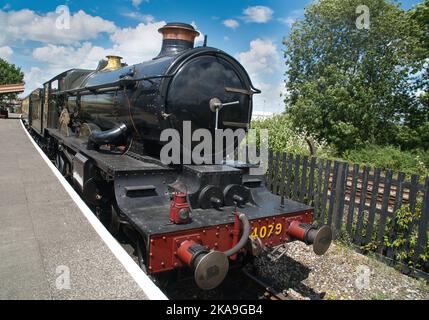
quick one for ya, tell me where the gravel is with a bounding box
[123,237,429,300]
[252,241,429,300]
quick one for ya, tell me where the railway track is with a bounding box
[324,174,413,213]
[241,269,292,300]
[122,240,296,300]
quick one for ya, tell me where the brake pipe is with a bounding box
[224,213,251,259]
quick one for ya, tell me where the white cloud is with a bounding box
[190,21,205,45]
[22,67,44,96]
[32,42,111,70]
[242,6,273,23]
[25,42,112,95]
[237,39,280,75]
[223,19,239,29]
[109,21,166,64]
[0,46,13,59]
[252,81,286,113]
[121,12,154,23]
[279,9,304,27]
[31,20,172,69]
[131,0,147,8]
[279,17,296,27]
[237,39,284,113]
[0,9,116,46]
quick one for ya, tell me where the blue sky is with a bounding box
[0,0,423,113]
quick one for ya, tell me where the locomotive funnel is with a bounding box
[157,22,200,58]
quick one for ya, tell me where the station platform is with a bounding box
[0,115,166,300]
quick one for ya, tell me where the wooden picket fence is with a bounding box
[266,151,429,274]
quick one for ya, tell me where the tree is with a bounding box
[410,0,428,113]
[0,58,24,105]
[284,0,425,153]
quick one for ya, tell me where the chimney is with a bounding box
[156,22,200,58]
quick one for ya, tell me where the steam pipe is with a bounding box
[224,213,251,257]
[88,123,129,148]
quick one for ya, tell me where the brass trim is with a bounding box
[101,55,123,72]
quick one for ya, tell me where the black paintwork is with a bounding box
[56,47,256,156]
[30,33,313,262]
[47,127,312,239]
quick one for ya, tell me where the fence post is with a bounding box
[314,159,325,220]
[376,169,393,254]
[363,168,381,245]
[354,166,370,245]
[321,160,332,224]
[346,164,360,235]
[292,154,301,201]
[285,153,294,200]
[308,157,317,204]
[299,156,309,202]
[266,150,274,191]
[413,177,429,264]
[272,152,281,195]
[333,162,348,238]
[327,161,339,227]
[279,153,287,202]
[386,172,406,259]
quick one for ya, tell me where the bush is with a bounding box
[251,114,334,157]
[359,203,429,272]
[393,123,429,151]
[342,145,429,176]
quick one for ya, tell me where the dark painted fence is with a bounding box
[266,151,429,273]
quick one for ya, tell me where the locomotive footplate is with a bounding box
[47,128,173,177]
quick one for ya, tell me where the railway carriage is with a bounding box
[22,22,332,290]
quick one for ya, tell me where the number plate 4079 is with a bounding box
[251,223,283,239]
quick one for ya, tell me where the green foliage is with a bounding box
[354,203,429,271]
[252,114,334,157]
[410,0,429,120]
[0,58,24,104]
[410,0,429,55]
[342,144,429,176]
[393,123,429,151]
[284,0,427,152]
[383,204,429,269]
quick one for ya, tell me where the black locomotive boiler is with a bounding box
[21,22,332,290]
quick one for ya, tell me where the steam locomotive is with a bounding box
[21,22,332,290]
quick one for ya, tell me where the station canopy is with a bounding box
[0,83,24,95]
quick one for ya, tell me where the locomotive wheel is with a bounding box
[109,205,121,237]
[64,161,71,178]
[55,153,65,175]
